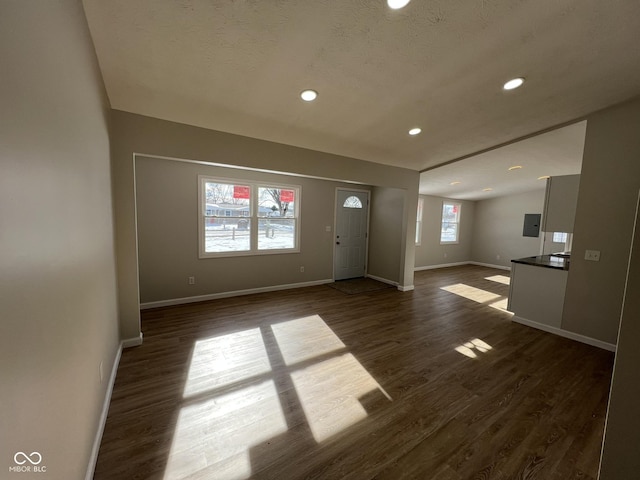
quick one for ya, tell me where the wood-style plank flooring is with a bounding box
[94,266,614,480]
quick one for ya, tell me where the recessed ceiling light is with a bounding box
[508,165,523,171]
[482,188,493,192]
[503,77,525,90]
[538,175,550,180]
[387,0,411,9]
[300,89,318,102]
[450,181,461,186]
[408,127,422,136]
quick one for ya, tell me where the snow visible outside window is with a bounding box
[441,202,461,244]
[200,178,300,257]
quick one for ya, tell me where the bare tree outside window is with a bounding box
[260,188,293,217]
[199,178,300,257]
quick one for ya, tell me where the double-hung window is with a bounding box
[199,176,300,257]
[440,202,461,244]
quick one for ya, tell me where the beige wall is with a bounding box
[368,187,405,283]
[562,97,640,344]
[598,192,640,478]
[111,111,419,336]
[136,156,371,303]
[471,189,545,268]
[415,195,475,268]
[0,1,119,479]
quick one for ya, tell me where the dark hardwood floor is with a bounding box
[94,265,614,480]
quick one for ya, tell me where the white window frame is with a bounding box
[553,232,568,243]
[198,176,301,258]
[440,201,461,244]
[416,197,424,246]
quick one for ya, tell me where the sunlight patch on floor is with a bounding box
[442,282,513,313]
[183,328,271,398]
[485,274,511,286]
[167,314,391,479]
[441,283,501,303]
[165,380,287,480]
[290,353,387,443]
[271,315,346,366]
[455,338,493,359]
[489,298,513,312]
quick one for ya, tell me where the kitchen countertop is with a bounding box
[511,254,570,271]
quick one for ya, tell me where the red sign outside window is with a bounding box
[233,185,250,199]
[280,189,295,202]
[452,205,458,214]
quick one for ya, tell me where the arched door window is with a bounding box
[342,196,363,209]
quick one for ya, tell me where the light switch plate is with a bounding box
[585,250,601,261]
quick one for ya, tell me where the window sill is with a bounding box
[199,248,300,259]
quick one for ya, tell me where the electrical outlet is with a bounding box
[188,276,195,285]
[585,250,601,262]
[496,254,501,260]
[443,252,448,258]
[300,266,305,273]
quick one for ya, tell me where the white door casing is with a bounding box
[334,189,369,280]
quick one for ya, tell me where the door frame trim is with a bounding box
[333,187,371,281]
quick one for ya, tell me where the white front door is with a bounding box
[334,189,369,280]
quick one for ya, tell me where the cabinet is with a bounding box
[508,261,568,328]
[542,174,580,233]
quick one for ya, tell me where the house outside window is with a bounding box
[199,177,300,257]
[441,202,461,244]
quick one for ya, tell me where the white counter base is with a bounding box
[508,262,568,328]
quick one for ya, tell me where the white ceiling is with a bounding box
[82,0,640,174]
[420,120,586,200]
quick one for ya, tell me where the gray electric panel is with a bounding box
[523,213,541,237]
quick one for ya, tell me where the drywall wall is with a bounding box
[0,1,119,479]
[598,190,640,478]
[471,189,545,268]
[562,97,640,344]
[368,187,404,283]
[135,156,370,303]
[414,196,475,268]
[542,174,581,233]
[111,110,419,338]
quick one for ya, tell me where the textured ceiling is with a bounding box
[82,0,640,172]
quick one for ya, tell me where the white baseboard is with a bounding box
[468,261,512,271]
[415,261,511,272]
[85,342,123,480]
[140,279,334,310]
[365,273,399,287]
[512,315,617,352]
[122,333,143,348]
[414,261,468,271]
[398,284,415,292]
